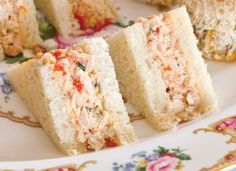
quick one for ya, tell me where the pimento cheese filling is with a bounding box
[0,0,23,56]
[71,0,116,32]
[138,15,200,121]
[42,47,118,151]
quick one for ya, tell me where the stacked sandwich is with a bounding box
[7,6,217,154]
[136,0,236,62]
[0,0,117,60]
[108,7,217,131]
[8,38,137,155]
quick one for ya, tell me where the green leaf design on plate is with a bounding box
[172,148,191,160]
[153,146,169,154]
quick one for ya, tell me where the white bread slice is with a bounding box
[17,0,42,48]
[0,44,4,60]
[34,0,79,38]
[8,38,137,155]
[107,7,217,131]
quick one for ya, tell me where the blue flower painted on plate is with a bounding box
[0,73,13,97]
[131,151,147,159]
[146,153,160,161]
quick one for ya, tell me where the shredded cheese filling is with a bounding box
[43,47,118,151]
[71,0,115,31]
[138,15,200,121]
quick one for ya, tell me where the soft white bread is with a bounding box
[17,0,42,48]
[8,38,137,155]
[0,44,5,60]
[34,0,79,38]
[107,24,174,130]
[107,7,217,131]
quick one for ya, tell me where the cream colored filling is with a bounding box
[138,15,200,121]
[44,48,117,150]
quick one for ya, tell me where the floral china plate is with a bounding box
[0,0,236,170]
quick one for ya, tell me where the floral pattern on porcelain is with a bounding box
[0,72,13,103]
[194,115,236,143]
[113,146,191,171]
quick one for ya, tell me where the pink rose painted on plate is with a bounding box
[216,117,236,131]
[146,156,179,171]
[113,146,190,171]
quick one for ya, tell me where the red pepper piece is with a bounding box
[53,50,62,59]
[156,27,160,34]
[54,62,66,75]
[74,11,88,30]
[164,65,172,71]
[52,50,66,61]
[73,78,84,93]
[105,138,117,147]
[93,19,112,32]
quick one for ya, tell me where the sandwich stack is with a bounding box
[8,38,137,155]
[107,7,217,131]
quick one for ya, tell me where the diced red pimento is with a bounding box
[74,11,88,30]
[164,65,172,71]
[52,50,66,61]
[93,19,112,32]
[54,62,66,75]
[105,138,117,147]
[73,77,84,93]
[67,91,72,99]
[156,27,160,34]
[53,50,62,59]
[74,10,112,33]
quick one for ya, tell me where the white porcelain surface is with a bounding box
[0,0,235,170]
